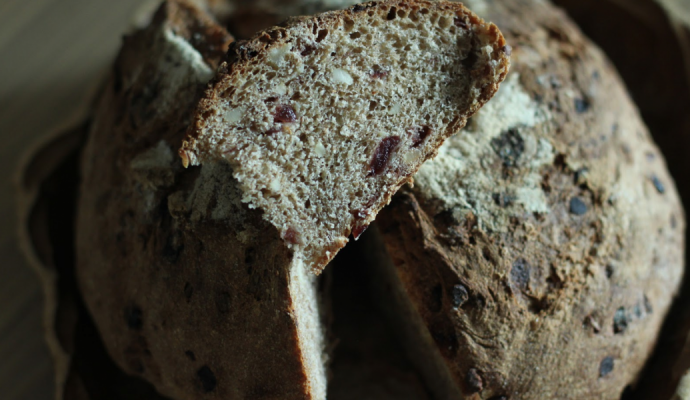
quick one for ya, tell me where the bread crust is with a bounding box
[376,0,686,398]
[75,2,327,399]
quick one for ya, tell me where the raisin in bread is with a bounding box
[76,2,332,399]
[181,0,511,274]
[370,0,686,398]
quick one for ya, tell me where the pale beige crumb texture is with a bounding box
[375,0,686,399]
[183,0,510,273]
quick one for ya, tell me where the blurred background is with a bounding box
[0,1,142,398]
[1,0,689,399]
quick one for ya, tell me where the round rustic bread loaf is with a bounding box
[74,0,507,399]
[371,0,686,398]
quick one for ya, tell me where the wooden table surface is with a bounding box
[0,1,144,398]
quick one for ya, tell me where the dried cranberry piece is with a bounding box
[283,227,300,244]
[274,105,297,123]
[371,69,388,79]
[352,223,369,240]
[409,125,432,148]
[368,136,401,176]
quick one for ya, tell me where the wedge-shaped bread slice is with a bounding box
[181,0,510,273]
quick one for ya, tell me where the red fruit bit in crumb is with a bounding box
[283,227,300,244]
[409,125,432,148]
[371,69,388,79]
[274,105,297,123]
[368,136,401,176]
[352,224,369,240]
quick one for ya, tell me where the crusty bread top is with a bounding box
[376,0,686,398]
[181,0,510,273]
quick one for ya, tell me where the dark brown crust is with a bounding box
[75,2,319,399]
[376,0,685,398]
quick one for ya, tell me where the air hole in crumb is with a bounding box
[264,127,281,136]
[409,125,432,147]
[420,8,430,14]
[369,101,377,111]
[305,199,311,209]
[301,45,316,56]
[344,17,354,31]
[454,17,468,29]
[291,92,302,101]
[397,9,407,18]
[462,50,478,69]
[350,31,361,39]
[387,7,397,20]
[316,29,328,42]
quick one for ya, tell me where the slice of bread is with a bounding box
[181,0,510,274]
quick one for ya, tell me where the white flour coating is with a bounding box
[157,27,214,113]
[414,73,553,231]
[130,140,174,171]
[130,26,215,213]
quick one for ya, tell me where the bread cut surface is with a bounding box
[182,0,510,272]
[373,0,686,398]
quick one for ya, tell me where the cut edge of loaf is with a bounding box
[180,0,510,274]
[364,225,463,400]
